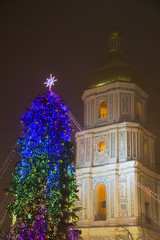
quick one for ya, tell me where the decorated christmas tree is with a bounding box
[4,75,81,240]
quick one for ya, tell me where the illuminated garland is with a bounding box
[0,145,17,180]
[136,181,160,203]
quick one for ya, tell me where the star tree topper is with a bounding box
[44,74,57,93]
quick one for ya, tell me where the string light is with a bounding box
[136,181,160,203]
[0,195,12,229]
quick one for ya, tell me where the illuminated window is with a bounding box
[97,141,105,152]
[94,183,106,221]
[99,101,107,118]
[136,102,142,120]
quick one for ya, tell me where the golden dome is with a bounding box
[87,62,143,89]
[86,26,143,89]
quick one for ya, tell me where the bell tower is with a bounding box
[75,29,160,240]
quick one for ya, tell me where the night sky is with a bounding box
[0,0,160,230]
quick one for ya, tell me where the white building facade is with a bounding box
[75,29,160,239]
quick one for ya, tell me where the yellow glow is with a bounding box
[99,184,106,216]
[12,214,16,225]
[95,77,131,88]
[96,82,107,87]
[94,183,106,220]
[99,101,107,118]
[97,141,105,152]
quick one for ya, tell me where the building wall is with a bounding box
[82,82,148,129]
[76,81,160,239]
[76,122,155,169]
[76,162,160,239]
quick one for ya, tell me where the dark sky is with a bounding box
[0,0,160,229]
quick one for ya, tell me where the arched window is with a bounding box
[136,102,142,120]
[94,183,106,221]
[99,101,107,119]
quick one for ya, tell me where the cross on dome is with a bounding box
[44,74,57,93]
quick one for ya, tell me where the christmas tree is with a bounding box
[4,75,81,240]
